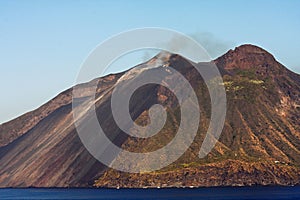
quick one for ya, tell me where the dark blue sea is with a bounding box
[0,186,299,200]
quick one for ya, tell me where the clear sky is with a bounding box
[0,0,300,123]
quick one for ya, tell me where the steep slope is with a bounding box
[0,74,124,187]
[96,45,300,187]
[0,44,299,187]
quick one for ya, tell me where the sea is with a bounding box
[0,186,299,200]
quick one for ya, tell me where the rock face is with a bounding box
[0,44,299,188]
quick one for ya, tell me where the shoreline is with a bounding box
[0,184,299,190]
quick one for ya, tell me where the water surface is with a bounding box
[0,186,299,200]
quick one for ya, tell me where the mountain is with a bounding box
[0,44,299,188]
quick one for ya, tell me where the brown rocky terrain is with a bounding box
[97,160,300,188]
[0,44,299,188]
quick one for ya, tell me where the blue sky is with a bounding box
[0,0,300,123]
